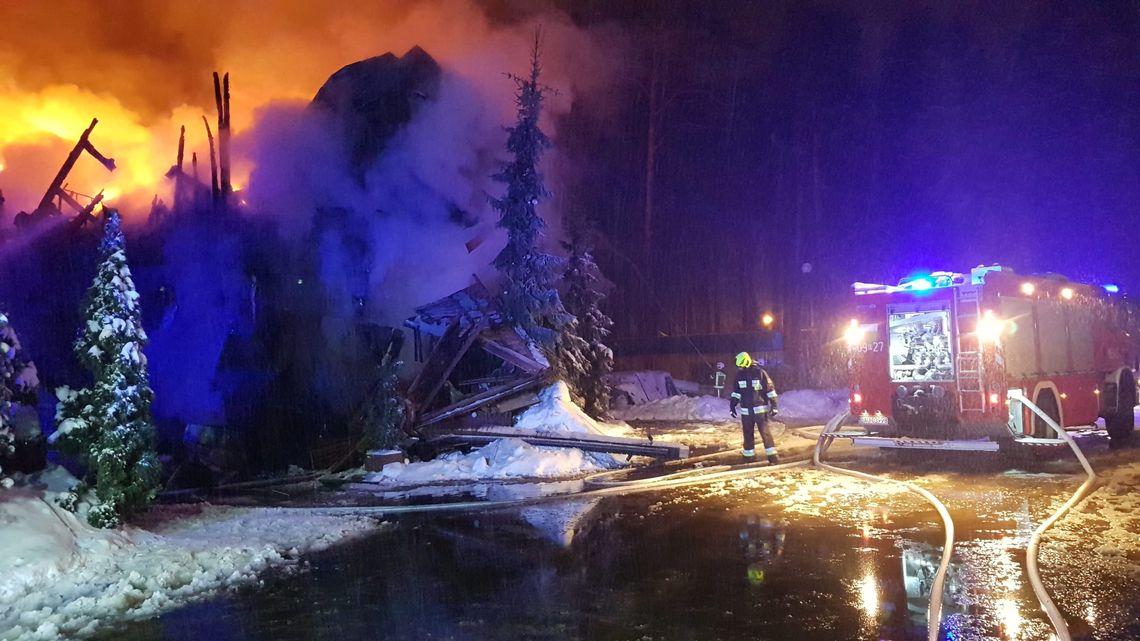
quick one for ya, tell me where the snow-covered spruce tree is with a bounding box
[491,36,568,347]
[0,315,16,479]
[53,209,160,527]
[562,239,614,418]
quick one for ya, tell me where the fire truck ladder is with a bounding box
[956,352,985,413]
[955,289,985,413]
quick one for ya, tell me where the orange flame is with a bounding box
[0,1,611,218]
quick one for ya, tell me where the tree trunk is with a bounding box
[643,56,659,261]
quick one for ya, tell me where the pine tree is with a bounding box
[0,312,38,478]
[0,315,16,478]
[53,209,160,527]
[562,239,614,418]
[491,35,566,346]
[358,354,406,451]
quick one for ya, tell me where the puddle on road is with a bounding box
[103,467,1139,641]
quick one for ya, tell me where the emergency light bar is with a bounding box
[852,271,967,296]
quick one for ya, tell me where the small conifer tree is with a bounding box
[360,355,406,451]
[0,319,14,477]
[562,240,614,418]
[53,210,160,527]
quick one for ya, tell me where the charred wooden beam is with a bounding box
[203,115,219,202]
[170,125,186,210]
[68,190,105,230]
[406,319,486,412]
[414,372,548,429]
[427,430,689,460]
[223,72,231,197]
[213,71,232,203]
[35,118,115,216]
[176,124,186,169]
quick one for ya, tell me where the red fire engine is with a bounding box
[842,265,1138,450]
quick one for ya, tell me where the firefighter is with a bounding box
[729,352,780,464]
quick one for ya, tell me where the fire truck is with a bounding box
[841,265,1138,450]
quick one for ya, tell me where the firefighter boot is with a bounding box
[767,454,779,466]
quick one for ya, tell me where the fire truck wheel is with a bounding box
[1106,370,1136,441]
[1031,390,1061,439]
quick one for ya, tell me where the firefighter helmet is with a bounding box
[735,352,753,368]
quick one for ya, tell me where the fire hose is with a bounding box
[289,405,1096,640]
[1012,391,1097,641]
[815,399,1099,641]
[813,410,955,641]
[305,457,809,517]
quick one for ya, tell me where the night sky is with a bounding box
[3,0,1139,342]
[525,0,1140,338]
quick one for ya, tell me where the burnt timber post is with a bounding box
[34,118,115,217]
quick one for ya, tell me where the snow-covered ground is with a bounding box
[0,470,378,641]
[366,385,845,487]
[1044,457,1140,577]
[367,437,614,485]
[366,382,622,486]
[608,388,848,424]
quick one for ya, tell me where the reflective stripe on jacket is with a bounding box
[729,365,778,414]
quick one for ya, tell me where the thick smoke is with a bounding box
[0,0,619,216]
[0,1,624,437]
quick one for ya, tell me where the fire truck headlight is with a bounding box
[977,311,1006,343]
[1020,282,1035,295]
[1061,287,1074,300]
[844,319,865,347]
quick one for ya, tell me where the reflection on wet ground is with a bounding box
[104,457,1140,641]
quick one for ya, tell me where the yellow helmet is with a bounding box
[735,352,753,368]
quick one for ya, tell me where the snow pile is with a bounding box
[776,388,849,422]
[368,438,609,485]
[514,381,608,435]
[608,394,733,422]
[0,480,376,640]
[608,388,848,424]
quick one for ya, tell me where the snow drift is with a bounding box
[0,471,377,640]
[369,437,610,485]
[608,388,848,424]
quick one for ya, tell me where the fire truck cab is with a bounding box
[843,265,1138,450]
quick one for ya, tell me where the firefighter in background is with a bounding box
[729,352,779,464]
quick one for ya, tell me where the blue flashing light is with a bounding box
[1103,284,1120,294]
[911,278,933,291]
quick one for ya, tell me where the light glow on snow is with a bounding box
[0,482,378,640]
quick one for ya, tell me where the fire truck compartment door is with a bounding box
[1007,388,1026,436]
[999,297,1036,378]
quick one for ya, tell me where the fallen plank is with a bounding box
[415,373,548,429]
[427,428,689,460]
[406,319,485,409]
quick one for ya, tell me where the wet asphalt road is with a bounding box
[104,431,1139,641]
